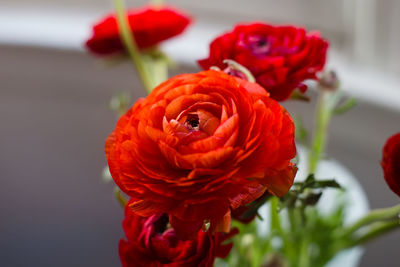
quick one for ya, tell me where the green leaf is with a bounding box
[302,192,323,206]
[293,174,342,191]
[311,180,342,189]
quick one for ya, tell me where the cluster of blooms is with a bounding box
[86,4,399,267]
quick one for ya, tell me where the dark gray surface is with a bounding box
[0,45,399,266]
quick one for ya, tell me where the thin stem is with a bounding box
[298,237,310,267]
[308,90,332,173]
[288,208,297,233]
[339,204,400,238]
[145,53,168,88]
[344,220,400,248]
[114,0,154,93]
[270,197,282,235]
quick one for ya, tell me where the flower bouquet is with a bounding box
[85,1,400,266]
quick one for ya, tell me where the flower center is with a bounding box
[184,114,200,131]
[154,213,170,234]
[248,35,271,57]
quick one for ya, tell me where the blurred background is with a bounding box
[0,0,399,266]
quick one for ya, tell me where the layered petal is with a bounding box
[119,200,236,267]
[105,70,297,238]
[86,5,191,55]
[198,22,329,101]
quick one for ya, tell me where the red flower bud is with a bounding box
[86,6,191,56]
[381,132,400,197]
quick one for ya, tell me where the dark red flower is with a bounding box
[381,132,400,197]
[119,200,237,267]
[86,6,191,56]
[198,23,328,101]
[105,70,297,238]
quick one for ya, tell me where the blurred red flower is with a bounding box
[86,6,191,56]
[198,23,328,101]
[119,200,236,267]
[381,132,400,197]
[105,70,297,238]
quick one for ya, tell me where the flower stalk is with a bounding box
[114,0,167,94]
[338,204,400,242]
[308,89,332,173]
[345,220,399,248]
[270,197,282,236]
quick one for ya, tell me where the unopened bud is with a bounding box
[319,70,339,91]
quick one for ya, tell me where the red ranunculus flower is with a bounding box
[119,200,237,267]
[106,70,297,238]
[381,132,400,197]
[86,6,191,55]
[198,23,328,101]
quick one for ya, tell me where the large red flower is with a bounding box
[119,200,236,267]
[381,132,400,197]
[106,70,297,238]
[86,6,191,55]
[198,23,328,101]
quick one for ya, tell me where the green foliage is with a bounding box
[224,219,271,267]
[280,174,342,211]
[217,201,348,267]
[217,177,348,267]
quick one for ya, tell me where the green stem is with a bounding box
[298,237,310,267]
[288,208,297,233]
[339,204,400,238]
[344,220,400,248]
[308,90,332,173]
[270,197,282,235]
[114,0,154,94]
[146,54,168,87]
